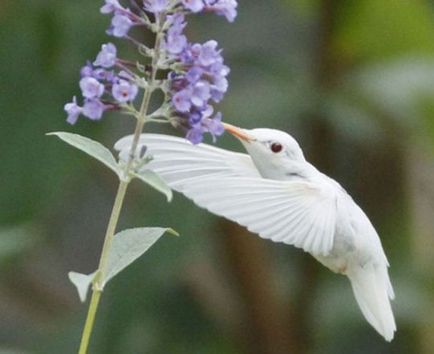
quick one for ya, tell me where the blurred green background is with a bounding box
[1,0,434,353]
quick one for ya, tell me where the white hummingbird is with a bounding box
[114,123,396,341]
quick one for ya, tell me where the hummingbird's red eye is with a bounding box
[271,143,283,153]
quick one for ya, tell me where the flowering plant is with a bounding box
[65,0,236,144]
[50,1,237,352]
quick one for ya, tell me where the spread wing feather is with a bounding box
[115,134,337,256]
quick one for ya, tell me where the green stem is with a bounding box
[96,181,129,281]
[77,16,164,354]
[77,171,129,354]
[78,289,101,354]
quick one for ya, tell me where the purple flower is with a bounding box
[166,33,188,55]
[81,62,115,82]
[83,99,105,120]
[198,40,221,66]
[164,14,188,55]
[186,126,205,144]
[190,81,211,107]
[210,62,230,77]
[185,110,224,144]
[182,0,204,12]
[65,97,82,125]
[94,43,117,68]
[144,0,169,13]
[112,80,139,103]
[204,112,224,140]
[186,43,202,63]
[172,89,192,112]
[100,0,124,14]
[167,13,186,33]
[79,77,105,99]
[201,104,214,118]
[93,68,114,81]
[204,0,238,22]
[180,104,223,144]
[210,77,228,102]
[188,110,203,125]
[186,67,204,83]
[108,14,133,38]
[80,62,94,77]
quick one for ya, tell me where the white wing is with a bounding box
[115,133,260,180]
[115,134,338,256]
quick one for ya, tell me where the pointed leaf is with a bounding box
[133,170,173,202]
[166,228,180,237]
[68,271,97,302]
[48,132,120,175]
[104,227,171,285]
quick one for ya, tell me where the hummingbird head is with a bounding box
[223,123,307,179]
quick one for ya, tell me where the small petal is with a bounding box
[186,67,204,83]
[182,0,204,12]
[144,0,169,13]
[189,43,202,61]
[210,62,230,76]
[80,62,94,78]
[211,77,228,101]
[204,0,238,22]
[188,111,203,125]
[191,81,211,107]
[101,0,123,14]
[201,104,214,118]
[83,99,105,120]
[79,77,105,99]
[112,80,139,103]
[94,43,117,68]
[166,33,188,55]
[166,13,186,34]
[197,40,220,66]
[172,89,192,112]
[92,68,109,81]
[109,14,133,38]
[186,126,205,144]
[205,112,224,139]
[210,89,224,103]
[64,97,82,125]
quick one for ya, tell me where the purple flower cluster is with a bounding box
[161,2,236,143]
[165,16,230,143]
[65,0,238,144]
[99,0,237,39]
[65,43,138,124]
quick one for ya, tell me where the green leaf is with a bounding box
[68,271,97,303]
[48,132,120,176]
[166,228,180,237]
[133,170,173,202]
[104,227,172,285]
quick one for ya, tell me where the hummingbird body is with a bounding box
[115,125,396,341]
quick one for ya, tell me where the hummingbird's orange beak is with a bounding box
[222,123,255,142]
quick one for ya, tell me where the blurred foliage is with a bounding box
[1,0,434,353]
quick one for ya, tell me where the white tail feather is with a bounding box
[347,265,396,341]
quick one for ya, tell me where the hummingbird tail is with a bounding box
[347,265,396,341]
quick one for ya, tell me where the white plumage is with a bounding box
[115,127,396,341]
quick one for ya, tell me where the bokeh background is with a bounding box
[1,0,434,353]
